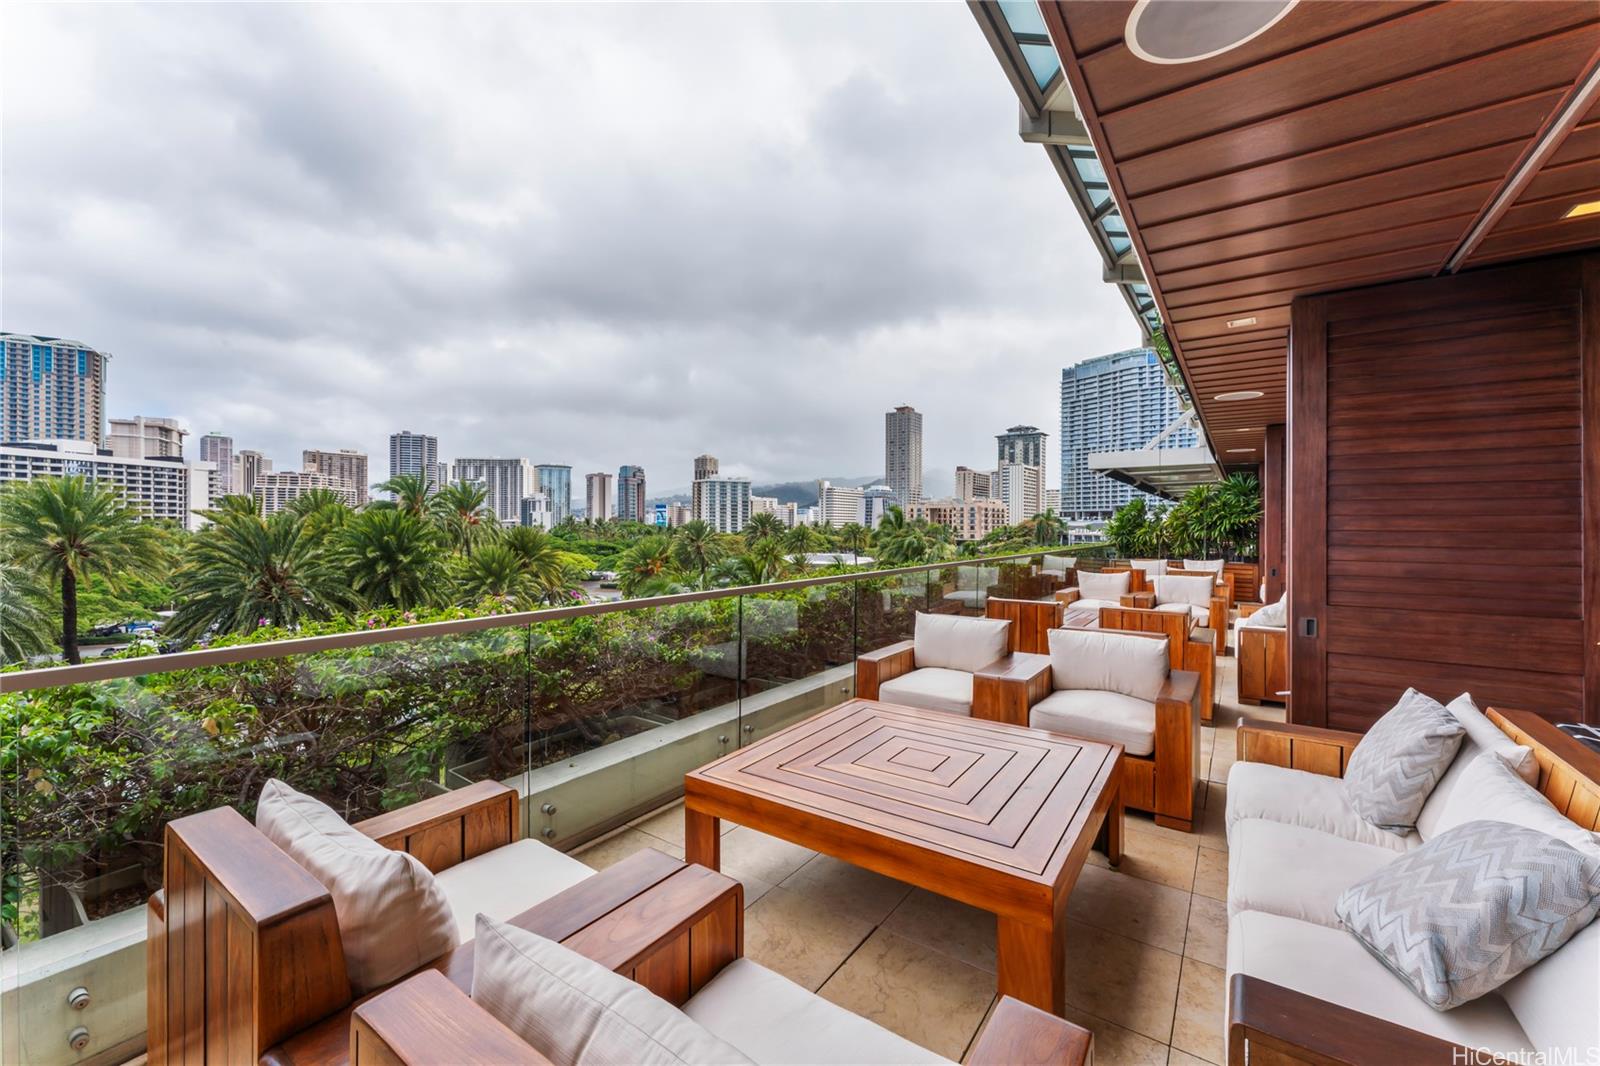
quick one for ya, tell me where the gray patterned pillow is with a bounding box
[1343,688,1465,831]
[1337,820,1600,1010]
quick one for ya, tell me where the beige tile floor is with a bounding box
[575,653,1288,1066]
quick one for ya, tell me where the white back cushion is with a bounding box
[1043,554,1077,573]
[1502,917,1599,1055]
[1430,749,1600,858]
[1154,574,1215,609]
[1130,558,1167,575]
[255,778,459,993]
[1047,627,1168,701]
[473,916,754,1065]
[912,612,1010,673]
[1077,570,1130,602]
[1182,558,1225,577]
[1449,693,1539,784]
[1243,593,1287,629]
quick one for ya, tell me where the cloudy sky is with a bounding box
[4,3,1137,498]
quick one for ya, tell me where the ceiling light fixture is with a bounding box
[1225,316,1258,328]
[1563,200,1600,220]
[1126,0,1299,66]
[1226,448,1257,454]
[1214,390,1265,402]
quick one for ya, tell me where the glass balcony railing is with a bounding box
[0,546,1114,1064]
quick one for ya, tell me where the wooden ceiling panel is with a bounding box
[1118,30,1596,198]
[1037,0,1600,456]
[1097,4,1595,160]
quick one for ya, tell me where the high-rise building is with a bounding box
[954,466,993,501]
[234,449,272,497]
[0,439,213,530]
[750,495,780,516]
[0,334,111,447]
[1045,489,1061,515]
[388,431,441,491]
[816,480,864,528]
[908,498,1008,542]
[998,463,1045,526]
[253,470,357,515]
[451,457,533,524]
[997,425,1048,473]
[1060,348,1194,519]
[616,465,646,522]
[303,448,369,506]
[668,502,691,528]
[585,472,615,521]
[692,477,751,534]
[861,484,897,529]
[109,416,186,459]
[198,434,235,496]
[519,493,552,529]
[693,454,719,481]
[535,464,572,524]
[884,405,923,506]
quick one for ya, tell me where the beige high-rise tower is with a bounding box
[303,448,370,505]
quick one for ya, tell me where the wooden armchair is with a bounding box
[856,633,1051,727]
[147,781,565,1064]
[348,854,1093,1066]
[1236,602,1288,706]
[1098,604,1217,723]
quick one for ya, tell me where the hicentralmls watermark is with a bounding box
[1454,1047,1600,1066]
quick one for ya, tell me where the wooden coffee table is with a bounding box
[683,699,1123,1014]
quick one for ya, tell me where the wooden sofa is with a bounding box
[146,781,595,1064]
[1235,601,1287,706]
[1225,708,1600,1064]
[345,850,1093,1066]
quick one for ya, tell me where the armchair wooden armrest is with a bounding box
[1228,974,1469,1066]
[1205,595,1228,656]
[856,639,916,700]
[1120,591,1156,608]
[1238,601,1262,619]
[352,970,551,1065]
[965,996,1092,1066]
[1053,587,1081,606]
[151,806,352,1061]
[1236,721,1362,777]
[354,779,516,873]
[1153,670,1202,831]
[972,652,1053,727]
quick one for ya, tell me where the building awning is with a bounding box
[1086,409,1219,500]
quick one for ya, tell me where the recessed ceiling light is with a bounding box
[1563,200,1600,219]
[1214,390,1265,402]
[1225,316,1258,329]
[1226,448,1257,454]
[1226,427,1261,432]
[1126,0,1299,66]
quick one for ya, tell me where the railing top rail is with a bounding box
[2,549,1068,693]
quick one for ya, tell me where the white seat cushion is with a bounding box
[1228,818,1397,927]
[473,916,754,1065]
[435,838,596,943]
[1226,761,1418,853]
[1155,601,1208,625]
[1076,570,1131,602]
[255,779,459,994]
[878,667,974,716]
[1048,627,1168,702]
[1031,689,1156,757]
[685,958,949,1065]
[1502,917,1600,1056]
[1071,598,1122,616]
[912,611,1009,673]
[1227,911,1530,1055]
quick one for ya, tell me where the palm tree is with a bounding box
[502,525,582,603]
[616,534,674,596]
[167,512,352,639]
[0,477,165,663]
[340,507,443,610]
[431,481,495,557]
[202,494,261,521]
[838,522,871,563]
[0,550,52,663]
[1031,508,1066,547]
[373,473,433,519]
[743,512,784,546]
[782,524,825,557]
[672,520,727,588]
[454,543,537,606]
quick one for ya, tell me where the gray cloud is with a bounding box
[3,3,1139,495]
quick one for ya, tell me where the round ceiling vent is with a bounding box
[1126,0,1298,65]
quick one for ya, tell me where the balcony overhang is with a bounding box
[1088,446,1220,501]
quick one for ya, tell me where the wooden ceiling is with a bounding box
[1039,1,1600,463]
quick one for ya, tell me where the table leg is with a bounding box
[684,805,721,870]
[1106,776,1123,867]
[997,915,1065,1015]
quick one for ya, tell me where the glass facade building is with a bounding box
[1,333,110,447]
[1059,348,1195,520]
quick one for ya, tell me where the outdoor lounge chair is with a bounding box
[856,611,1048,722]
[1150,573,1228,656]
[1236,597,1287,705]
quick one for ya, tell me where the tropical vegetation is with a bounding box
[1102,473,1262,560]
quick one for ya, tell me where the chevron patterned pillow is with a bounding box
[1343,688,1465,832]
[1337,820,1600,1010]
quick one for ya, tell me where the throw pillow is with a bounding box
[472,915,754,1065]
[1343,689,1465,832]
[1337,820,1600,1010]
[1047,627,1168,701]
[1444,694,1539,786]
[255,779,459,993]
